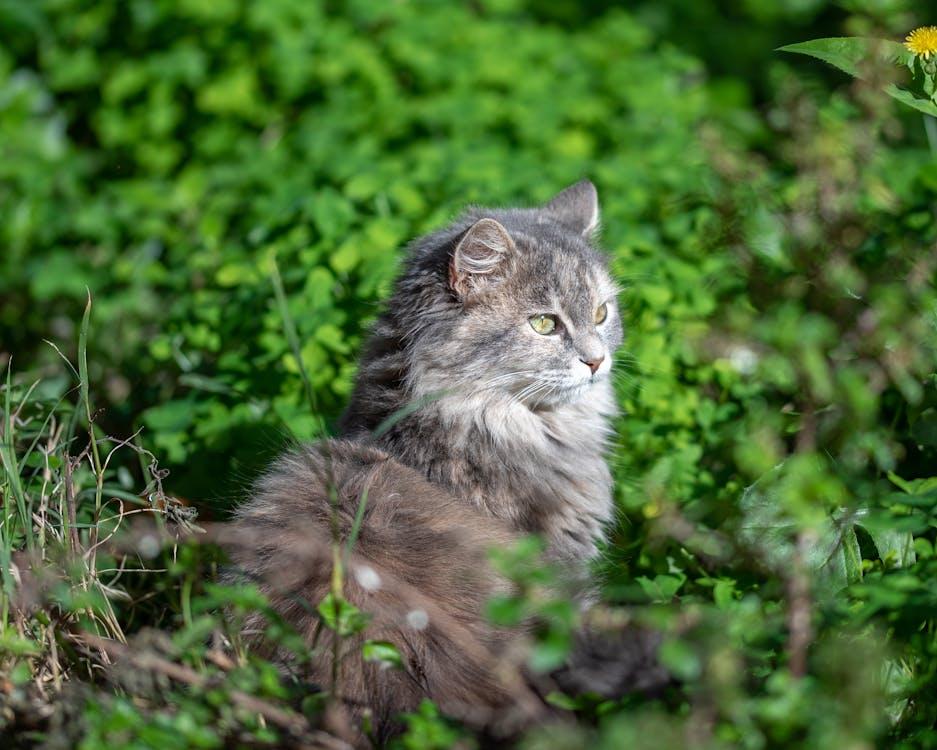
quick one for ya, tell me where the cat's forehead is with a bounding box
[502,220,616,304]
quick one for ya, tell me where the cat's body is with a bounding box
[349,387,616,563]
[340,202,621,564]
[228,182,665,744]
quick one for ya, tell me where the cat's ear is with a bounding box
[546,179,600,237]
[449,218,515,299]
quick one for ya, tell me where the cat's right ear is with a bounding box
[546,179,600,238]
[449,218,515,299]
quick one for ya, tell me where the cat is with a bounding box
[227,181,666,744]
[339,181,619,567]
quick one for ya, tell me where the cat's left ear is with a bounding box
[449,218,516,299]
[546,179,600,238]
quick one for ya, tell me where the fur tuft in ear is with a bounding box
[546,179,600,237]
[449,218,515,298]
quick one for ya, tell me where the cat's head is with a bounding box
[410,180,622,410]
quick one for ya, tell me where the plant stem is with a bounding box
[78,293,105,568]
[182,575,193,627]
[786,530,815,679]
[328,478,343,692]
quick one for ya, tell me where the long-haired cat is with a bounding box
[227,181,665,743]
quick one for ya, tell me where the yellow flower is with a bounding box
[905,26,937,59]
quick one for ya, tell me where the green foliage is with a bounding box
[362,640,405,671]
[780,36,937,115]
[317,592,370,638]
[488,537,578,673]
[393,700,475,750]
[0,0,717,499]
[1,1,937,749]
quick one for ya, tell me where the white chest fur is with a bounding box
[436,379,617,561]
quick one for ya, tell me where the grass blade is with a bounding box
[270,258,325,439]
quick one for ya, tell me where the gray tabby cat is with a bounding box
[228,181,664,744]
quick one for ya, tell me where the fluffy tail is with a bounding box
[226,440,670,744]
[226,440,545,742]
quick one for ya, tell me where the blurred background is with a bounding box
[1,0,926,502]
[2,1,936,748]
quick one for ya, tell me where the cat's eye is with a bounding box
[529,314,557,335]
[594,303,608,325]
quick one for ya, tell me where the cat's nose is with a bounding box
[579,355,604,375]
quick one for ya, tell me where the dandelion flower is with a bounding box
[905,26,937,59]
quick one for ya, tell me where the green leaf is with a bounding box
[778,37,911,79]
[0,628,41,657]
[780,37,937,117]
[398,699,466,750]
[528,628,572,673]
[887,472,937,495]
[739,473,865,594]
[659,638,702,681]
[636,573,685,602]
[78,290,92,424]
[864,527,916,568]
[713,578,739,610]
[544,691,581,711]
[171,615,218,653]
[315,323,351,354]
[142,400,195,432]
[842,526,863,584]
[883,84,937,117]
[9,660,33,685]
[362,639,404,670]
[317,592,371,637]
[486,594,526,626]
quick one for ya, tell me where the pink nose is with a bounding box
[580,356,604,375]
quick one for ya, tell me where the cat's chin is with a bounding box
[528,376,607,409]
[566,377,606,400]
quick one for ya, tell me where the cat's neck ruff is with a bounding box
[400,375,618,562]
[431,379,616,453]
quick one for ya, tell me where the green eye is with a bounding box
[594,303,608,325]
[529,314,557,335]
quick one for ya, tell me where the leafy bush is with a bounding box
[1,1,936,748]
[1,0,718,500]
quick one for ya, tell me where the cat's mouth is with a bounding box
[512,373,606,409]
[563,375,605,397]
